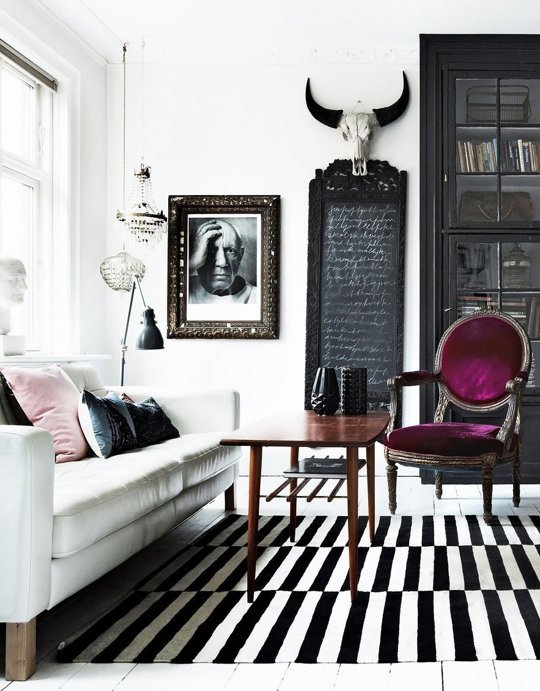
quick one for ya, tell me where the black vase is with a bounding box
[340,367,368,415]
[311,367,340,416]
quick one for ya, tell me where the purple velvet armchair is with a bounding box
[383,309,531,524]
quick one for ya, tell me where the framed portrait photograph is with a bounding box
[167,195,280,338]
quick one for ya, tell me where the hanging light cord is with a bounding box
[141,38,145,168]
[122,43,127,211]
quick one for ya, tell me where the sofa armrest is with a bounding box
[107,386,240,434]
[0,426,55,623]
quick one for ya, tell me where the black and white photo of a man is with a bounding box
[188,216,258,306]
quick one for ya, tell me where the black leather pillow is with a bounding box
[123,397,180,447]
[0,371,32,425]
[79,390,137,458]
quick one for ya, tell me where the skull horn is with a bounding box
[305,78,343,129]
[373,72,409,127]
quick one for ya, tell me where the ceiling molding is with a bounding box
[34,1,419,66]
[116,43,420,67]
[35,0,121,64]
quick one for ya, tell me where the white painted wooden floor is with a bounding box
[3,453,540,690]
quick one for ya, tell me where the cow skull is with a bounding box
[306,72,409,176]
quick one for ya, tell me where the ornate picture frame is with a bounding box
[167,195,280,338]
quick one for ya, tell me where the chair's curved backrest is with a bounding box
[435,310,530,408]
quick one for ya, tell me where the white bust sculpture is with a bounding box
[0,256,27,335]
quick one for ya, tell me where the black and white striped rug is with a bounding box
[58,513,540,664]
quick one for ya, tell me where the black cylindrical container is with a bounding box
[340,367,367,415]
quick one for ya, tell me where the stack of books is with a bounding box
[457,139,497,173]
[283,457,347,478]
[502,298,527,326]
[501,139,540,172]
[457,294,495,318]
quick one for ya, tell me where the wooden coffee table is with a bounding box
[220,410,389,603]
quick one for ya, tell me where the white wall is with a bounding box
[0,0,108,356]
[106,59,418,431]
[105,1,540,446]
[3,0,540,472]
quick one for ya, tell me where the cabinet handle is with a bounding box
[444,174,448,182]
[444,307,451,312]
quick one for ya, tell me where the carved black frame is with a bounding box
[304,159,406,409]
[167,195,280,339]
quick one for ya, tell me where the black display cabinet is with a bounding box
[420,34,540,483]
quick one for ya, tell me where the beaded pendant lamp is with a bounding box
[116,41,167,247]
[100,250,146,292]
[116,163,167,246]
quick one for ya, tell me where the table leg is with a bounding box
[247,445,262,602]
[366,443,376,544]
[289,447,299,542]
[346,447,359,603]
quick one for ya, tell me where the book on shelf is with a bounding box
[528,297,540,339]
[522,142,528,170]
[529,342,540,388]
[458,294,493,301]
[528,353,536,388]
[283,457,349,478]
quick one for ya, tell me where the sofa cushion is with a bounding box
[51,433,241,558]
[53,446,184,557]
[163,432,242,490]
[79,390,137,459]
[1,365,89,462]
[61,363,109,397]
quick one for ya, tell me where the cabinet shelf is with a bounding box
[456,173,540,176]
[457,125,540,130]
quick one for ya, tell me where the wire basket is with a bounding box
[466,85,531,124]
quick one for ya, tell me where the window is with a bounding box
[0,45,57,351]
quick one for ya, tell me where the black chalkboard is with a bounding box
[305,159,406,410]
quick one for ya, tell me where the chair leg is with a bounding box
[435,471,443,499]
[513,453,521,508]
[481,464,494,525]
[386,460,397,514]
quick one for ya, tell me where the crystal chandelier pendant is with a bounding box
[116,164,167,247]
[100,251,146,292]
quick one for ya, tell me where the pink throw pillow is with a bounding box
[2,365,90,463]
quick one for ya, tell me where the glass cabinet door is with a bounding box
[451,238,540,389]
[452,77,540,227]
[454,240,499,317]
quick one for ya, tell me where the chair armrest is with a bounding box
[497,377,527,450]
[398,370,439,386]
[387,371,439,435]
[107,386,240,434]
[0,426,55,623]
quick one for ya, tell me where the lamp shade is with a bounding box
[100,251,146,292]
[135,307,164,350]
[117,165,167,247]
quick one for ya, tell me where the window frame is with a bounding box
[0,48,68,353]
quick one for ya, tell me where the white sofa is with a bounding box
[0,363,242,680]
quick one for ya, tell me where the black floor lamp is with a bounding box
[120,274,163,386]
